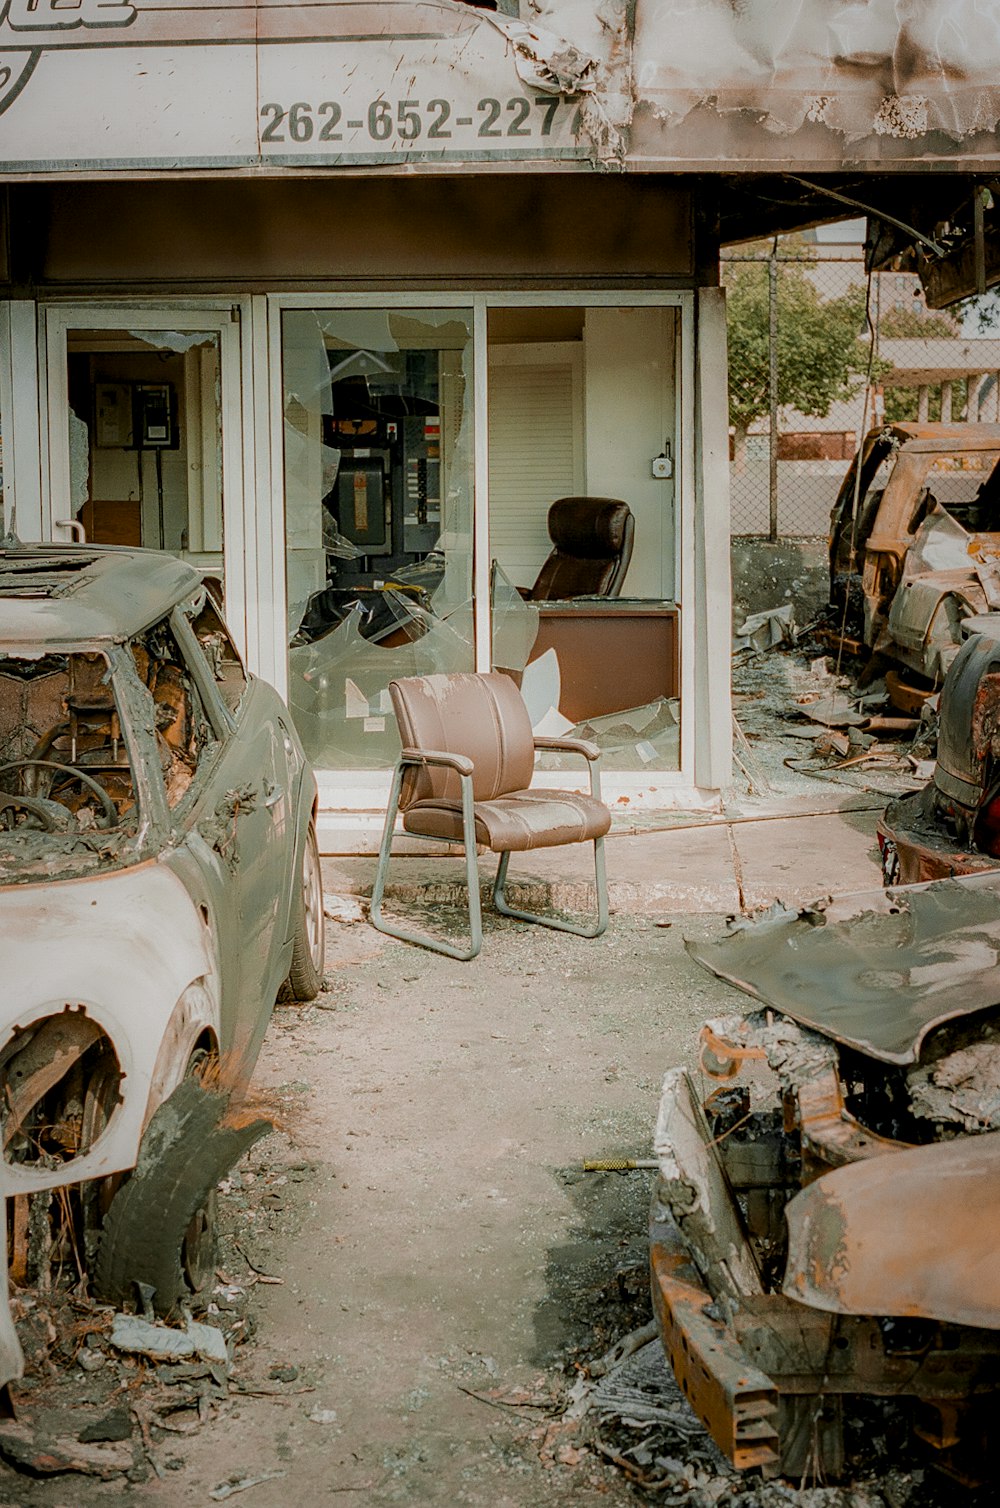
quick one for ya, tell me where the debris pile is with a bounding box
[732,625,936,800]
[560,1327,976,1507]
[0,1128,316,1493]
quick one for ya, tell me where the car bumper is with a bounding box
[877,794,999,885]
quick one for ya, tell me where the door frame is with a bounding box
[265,289,696,812]
[39,302,253,660]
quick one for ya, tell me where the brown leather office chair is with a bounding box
[370,671,610,960]
[527,496,634,601]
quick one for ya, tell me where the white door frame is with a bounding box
[265,290,698,812]
[39,302,252,660]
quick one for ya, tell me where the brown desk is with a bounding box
[527,600,679,724]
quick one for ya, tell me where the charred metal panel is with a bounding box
[689,876,1000,1065]
[784,1133,1000,1329]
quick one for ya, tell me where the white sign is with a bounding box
[0,0,589,171]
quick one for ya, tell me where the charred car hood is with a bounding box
[687,873,1000,1064]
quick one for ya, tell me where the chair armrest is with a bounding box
[533,735,601,762]
[400,746,475,778]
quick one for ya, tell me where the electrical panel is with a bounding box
[403,416,442,555]
[94,383,133,449]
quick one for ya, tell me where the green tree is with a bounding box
[724,259,871,467]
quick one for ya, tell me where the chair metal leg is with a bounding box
[492,835,609,939]
[369,763,484,961]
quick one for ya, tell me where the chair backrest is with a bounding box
[529,496,634,602]
[389,671,535,810]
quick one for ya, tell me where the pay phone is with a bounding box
[134,382,177,449]
[323,391,443,582]
[296,353,448,644]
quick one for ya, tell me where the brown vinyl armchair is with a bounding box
[370,671,611,960]
[526,496,634,601]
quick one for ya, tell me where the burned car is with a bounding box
[651,880,1000,1485]
[0,544,324,1388]
[830,421,1000,688]
[879,623,1000,885]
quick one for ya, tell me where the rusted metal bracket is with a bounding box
[793,1065,912,1174]
[650,1217,779,1474]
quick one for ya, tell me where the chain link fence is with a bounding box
[723,243,1000,539]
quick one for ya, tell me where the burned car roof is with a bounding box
[0,545,203,649]
[687,874,1000,1064]
[861,420,1000,453]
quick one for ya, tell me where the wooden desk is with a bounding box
[528,600,679,724]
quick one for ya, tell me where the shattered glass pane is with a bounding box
[491,561,539,672]
[282,309,475,768]
[288,604,473,770]
[536,697,681,772]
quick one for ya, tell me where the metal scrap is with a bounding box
[784,1133,1000,1328]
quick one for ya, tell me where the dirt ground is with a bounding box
[0,910,745,1506]
[0,631,981,1506]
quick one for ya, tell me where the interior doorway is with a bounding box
[41,307,247,643]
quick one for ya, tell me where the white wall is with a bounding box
[582,307,677,601]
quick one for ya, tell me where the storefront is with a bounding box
[2,0,990,845]
[0,169,731,842]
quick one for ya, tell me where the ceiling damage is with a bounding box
[510,1,1000,303]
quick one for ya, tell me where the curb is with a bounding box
[323,868,742,918]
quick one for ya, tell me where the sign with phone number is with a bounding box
[0,3,590,171]
[258,93,580,158]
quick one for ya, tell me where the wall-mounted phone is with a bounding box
[134,382,177,449]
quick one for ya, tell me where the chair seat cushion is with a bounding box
[402,787,611,853]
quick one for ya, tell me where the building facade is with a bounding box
[0,0,996,843]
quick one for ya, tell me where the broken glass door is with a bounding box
[65,329,223,588]
[487,304,681,773]
[281,308,475,769]
[43,311,242,620]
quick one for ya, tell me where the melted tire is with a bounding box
[94,1077,269,1315]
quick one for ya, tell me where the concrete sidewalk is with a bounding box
[322,794,886,917]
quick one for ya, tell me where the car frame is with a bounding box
[652,885,1000,1484]
[829,421,1000,686]
[879,624,1000,884]
[0,543,324,1390]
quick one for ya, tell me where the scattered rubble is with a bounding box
[731,623,935,802]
